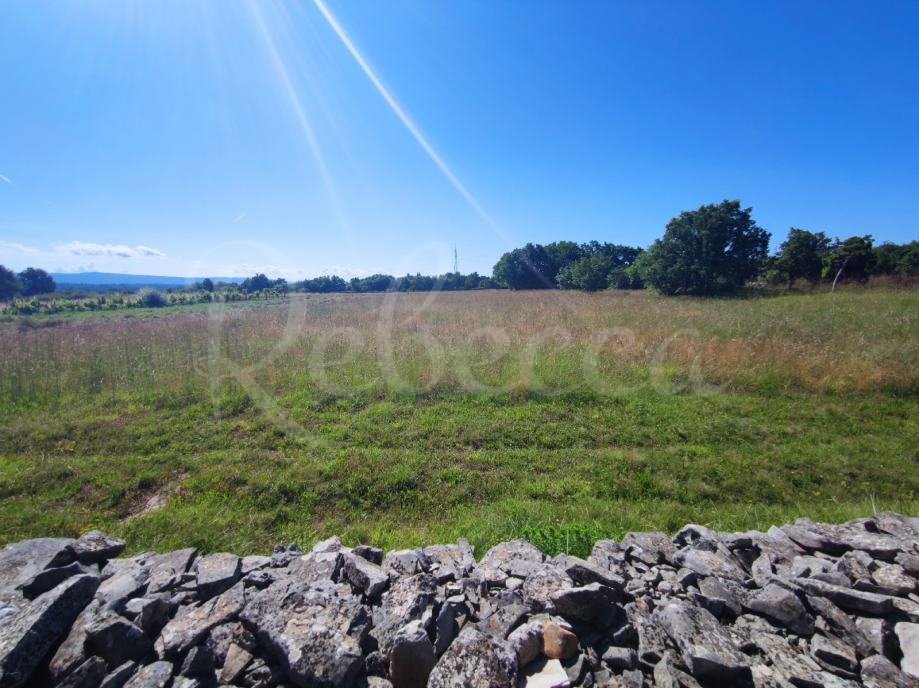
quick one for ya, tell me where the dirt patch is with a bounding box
[121,470,189,522]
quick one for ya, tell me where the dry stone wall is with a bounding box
[1,513,918,688]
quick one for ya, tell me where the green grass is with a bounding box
[1,289,916,558]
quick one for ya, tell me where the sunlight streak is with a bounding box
[246,0,352,240]
[311,0,512,245]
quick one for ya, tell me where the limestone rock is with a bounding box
[895,622,919,680]
[427,626,517,688]
[0,573,99,688]
[744,582,814,635]
[389,619,435,688]
[71,532,125,564]
[194,552,241,601]
[158,581,245,659]
[655,601,750,680]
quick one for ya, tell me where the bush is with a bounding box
[137,290,168,308]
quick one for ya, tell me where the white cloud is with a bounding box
[0,174,11,185]
[0,240,39,255]
[56,241,166,258]
[135,245,166,257]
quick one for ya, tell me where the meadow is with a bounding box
[0,288,916,557]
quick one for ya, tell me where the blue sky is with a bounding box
[1,1,917,278]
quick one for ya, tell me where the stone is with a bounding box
[389,620,435,688]
[521,563,574,612]
[542,621,579,660]
[353,544,384,566]
[744,582,814,635]
[95,568,148,609]
[601,645,637,671]
[287,550,343,583]
[478,540,544,586]
[810,634,858,678]
[621,532,675,566]
[71,532,125,564]
[794,577,896,615]
[550,583,620,624]
[180,645,215,677]
[158,581,245,658]
[146,548,197,594]
[695,576,744,618]
[48,598,103,682]
[0,573,98,688]
[860,654,912,688]
[895,622,919,679]
[0,538,77,605]
[423,540,476,580]
[804,595,873,658]
[240,578,368,687]
[56,656,108,688]
[219,642,253,684]
[123,596,170,636]
[372,573,437,659]
[98,661,137,688]
[434,595,467,656]
[507,620,544,666]
[673,543,747,582]
[872,563,916,596]
[654,651,703,688]
[340,551,389,599]
[17,561,91,599]
[856,616,897,659]
[240,555,270,575]
[270,543,304,568]
[655,601,750,679]
[382,549,431,577]
[427,626,517,688]
[195,552,241,600]
[518,657,570,688]
[478,603,530,639]
[86,613,153,666]
[123,661,173,688]
[557,555,626,591]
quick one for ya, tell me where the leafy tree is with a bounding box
[772,228,832,285]
[543,241,583,279]
[492,243,555,289]
[823,235,875,283]
[17,267,56,296]
[0,265,19,300]
[641,200,770,295]
[557,254,616,291]
[240,273,272,293]
[349,274,395,292]
[137,289,168,308]
[200,278,214,292]
[873,241,919,276]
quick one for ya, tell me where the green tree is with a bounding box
[492,243,555,289]
[772,228,832,285]
[0,265,19,300]
[823,235,875,283]
[641,200,770,295]
[200,277,214,292]
[240,273,272,293]
[557,254,615,291]
[873,241,919,276]
[17,267,56,296]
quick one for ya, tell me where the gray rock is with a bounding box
[95,568,148,609]
[123,596,170,636]
[123,661,173,688]
[86,613,153,666]
[0,573,99,688]
[860,654,912,688]
[478,540,544,586]
[195,552,241,601]
[621,532,675,566]
[744,582,814,635]
[389,620,435,688]
[219,642,253,684]
[98,661,138,688]
[240,577,368,687]
[655,601,750,679]
[478,602,530,639]
[795,576,896,615]
[0,537,76,603]
[550,583,620,624]
[146,548,197,594]
[434,595,467,656]
[287,550,343,583]
[654,650,702,688]
[810,634,858,678]
[56,656,108,688]
[158,581,245,658]
[556,555,626,591]
[422,541,476,581]
[694,576,744,618]
[71,532,125,564]
[601,645,637,671]
[872,563,916,596]
[427,626,517,688]
[240,555,270,575]
[506,620,543,666]
[895,552,919,577]
[353,545,384,566]
[17,561,92,599]
[517,657,569,688]
[382,549,431,577]
[371,573,437,660]
[674,543,748,582]
[270,543,304,568]
[339,551,389,599]
[48,598,103,682]
[804,594,873,658]
[180,645,215,678]
[856,616,897,659]
[895,622,919,680]
[520,563,573,612]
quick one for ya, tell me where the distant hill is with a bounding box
[51,272,243,292]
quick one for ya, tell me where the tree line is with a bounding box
[0,266,56,300]
[492,200,917,295]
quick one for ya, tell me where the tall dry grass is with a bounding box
[1,288,916,409]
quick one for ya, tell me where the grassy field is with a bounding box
[1,288,916,557]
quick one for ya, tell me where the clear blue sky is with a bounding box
[1,1,917,278]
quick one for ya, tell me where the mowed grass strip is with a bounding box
[0,289,916,557]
